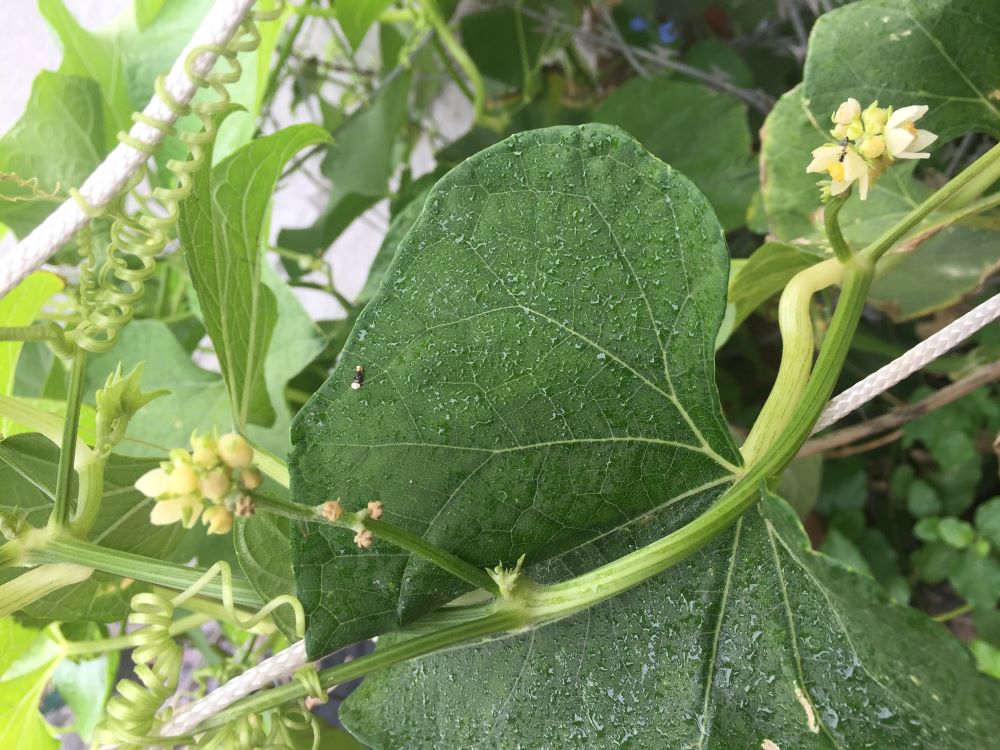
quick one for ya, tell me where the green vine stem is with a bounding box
[6,530,264,609]
[50,348,87,528]
[249,441,291,488]
[249,490,500,595]
[824,191,852,263]
[862,141,1000,264]
[0,563,93,618]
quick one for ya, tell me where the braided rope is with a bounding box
[814,291,1000,432]
[157,640,309,739]
[0,0,257,299]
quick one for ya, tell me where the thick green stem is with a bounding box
[250,490,499,595]
[862,141,1000,263]
[249,442,290,488]
[22,533,264,609]
[50,348,87,528]
[69,457,107,537]
[740,259,842,464]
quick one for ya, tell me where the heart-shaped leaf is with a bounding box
[342,491,1000,749]
[290,124,741,656]
[804,0,1000,142]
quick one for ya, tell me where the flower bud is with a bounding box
[170,461,199,495]
[202,505,234,535]
[845,120,864,141]
[860,135,886,159]
[354,528,374,548]
[135,467,171,498]
[201,468,232,502]
[218,433,254,469]
[239,467,263,491]
[321,499,344,522]
[832,98,861,125]
[862,103,889,132]
[191,446,218,468]
[367,500,384,520]
[830,123,848,140]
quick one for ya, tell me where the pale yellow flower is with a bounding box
[202,505,234,535]
[150,494,203,528]
[806,144,872,199]
[885,105,937,159]
[832,98,861,125]
[218,433,254,469]
[135,467,171,498]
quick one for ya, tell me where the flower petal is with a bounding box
[885,127,915,157]
[887,104,928,129]
[909,129,938,152]
[842,149,867,183]
[150,498,184,525]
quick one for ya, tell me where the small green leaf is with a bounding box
[0,625,61,750]
[950,549,1000,609]
[291,124,740,655]
[38,0,134,148]
[0,72,106,237]
[337,0,394,50]
[907,478,942,518]
[179,123,330,429]
[0,273,64,436]
[53,653,117,741]
[804,0,1000,142]
[937,517,975,549]
[0,618,39,676]
[593,77,756,230]
[974,497,1000,548]
[343,492,1000,748]
[913,517,941,542]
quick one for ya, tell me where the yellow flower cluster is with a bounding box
[134,432,262,535]
[806,98,937,200]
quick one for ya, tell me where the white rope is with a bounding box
[0,0,258,299]
[157,640,308,738]
[814,291,1000,432]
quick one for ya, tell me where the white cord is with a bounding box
[814,291,1000,432]
[157,640,309,738]
[0,0,258,299]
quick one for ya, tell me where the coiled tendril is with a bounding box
[94,560,309,749]
[68,2,282,354]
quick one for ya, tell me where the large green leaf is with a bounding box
[804,0,1000,142]
[342,491,1000,748]
[0,434,181,621]
[290,124,740,655]
[593,78,756,231]
[0,72,106,238]
[179,124,330,429]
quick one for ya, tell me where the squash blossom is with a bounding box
[807,99,937,200]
